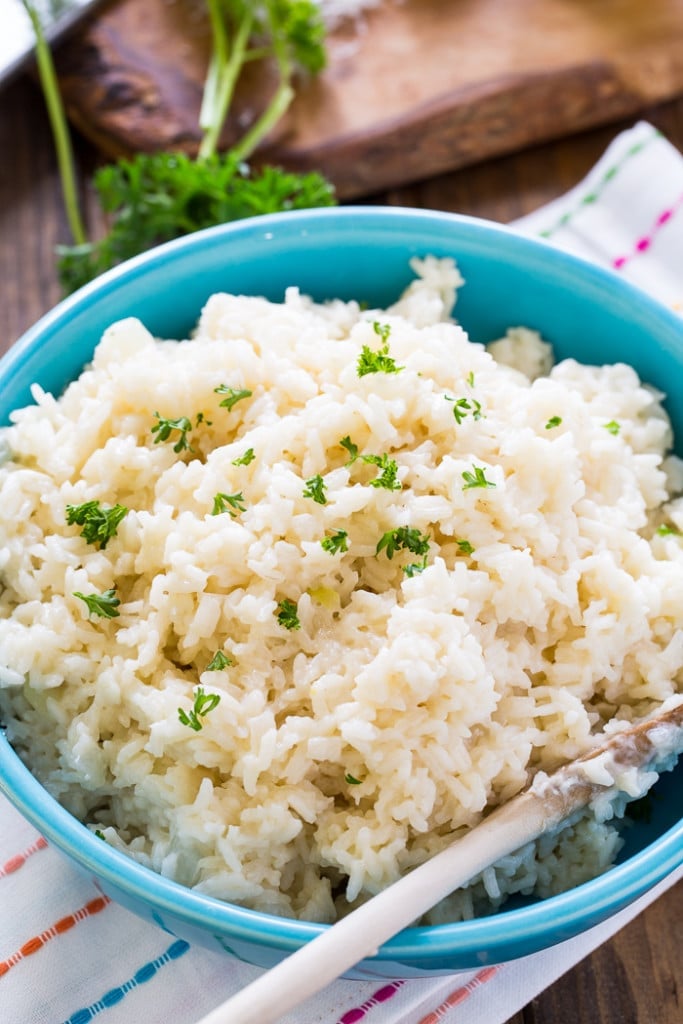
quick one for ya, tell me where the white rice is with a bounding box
[1,257,682,923]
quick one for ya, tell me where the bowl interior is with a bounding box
[0,207,682,971]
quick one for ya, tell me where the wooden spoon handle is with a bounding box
[194,702,683,1024]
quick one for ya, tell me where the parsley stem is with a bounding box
[231,81,296,163]
[198,3,254,161]
[22,1,86,246]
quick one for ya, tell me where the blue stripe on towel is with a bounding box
[62,939,190,1023]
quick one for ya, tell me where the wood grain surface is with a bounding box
[0,69,682,1024]
[54,0,683,197]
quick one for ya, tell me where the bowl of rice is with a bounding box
[0,207,682,977]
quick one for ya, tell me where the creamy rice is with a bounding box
[1,257,682,922]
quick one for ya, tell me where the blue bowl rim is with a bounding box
[0,205,682,962]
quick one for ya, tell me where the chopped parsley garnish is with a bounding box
[65,500,129,550]
[467,371,475,387]
[545,416,562,429]
[656,523,682,537]
[362,452,402,491]
[276,598,301,631]
[214,384,253,411]
[403,556,428,577]
[604,420,621,435]
[195,411,212,426]
[357,324,403,377]
[376,526,430,560]
[462,465,496,490]
[445,396,482,425]
[94,829,106,841]
[456,539,475,555]
[151,413,193,453]
[339,435,359,464]
[303,474,328,504]
[344,773,362,785]
[73,588,121,619]
[321,528,349,554]
[232,447,255,466]
[372,321,391,344]
[206,650,234,671]
[178,686,221,732]
[212,491,246,516]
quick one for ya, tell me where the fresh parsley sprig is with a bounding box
[303,474,328,504]
[376,527,430,561]
[462,465,496,490]
[65,501,129,550]
[206,650,234,670]
[215,385,253,411]
[151,413,194,453]
[178,686,221,732]
[339,435,359,464]
[321,529,349,554]
[362,452,402,491]
[403,557,428,577]
[73,588,121,620]
[26,1,334,294]
[357,323,404,377]
[212,491,247,516]
[276,597,301,630]
[445,396,483,425]
[232,447,256,466]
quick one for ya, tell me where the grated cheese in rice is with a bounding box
[0,257,682,923]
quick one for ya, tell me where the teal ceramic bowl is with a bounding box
[0,208,682,977]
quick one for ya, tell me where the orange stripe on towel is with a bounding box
[0,836,48,879]
[418,966,500,1023]
[0,896,110,977]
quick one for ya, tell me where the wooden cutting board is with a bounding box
[55,0,683,198]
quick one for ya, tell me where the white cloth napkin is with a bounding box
[1,120,682,1024]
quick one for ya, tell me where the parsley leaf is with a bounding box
[206,650,234,671]
[57,159,335,294]
[376,526,430,560]
[276,597,301,630]
[361,452,402,491]
[462,465,496,490]
[372,321,391,344]
[604,420,621,435]
[73,588,121,620]
[403,556,428,577]
[339,435,359,464]
[545,415,562,429]
[357,325,404,377]
[303,474,328,504]
[656,523,682,537]
[456,539,475,555]
[445,395,483,424]
[151,413,193,453]
[214,385,253,411]
[65,501,129,550]
[321,529,349,554]
[232,447,255,466]
[178,686,221,732]
[344,773,362,785]
[212,491,247,516]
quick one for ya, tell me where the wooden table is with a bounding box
[0,70,681,1024]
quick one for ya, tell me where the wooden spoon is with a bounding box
[194,701,683,1024]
